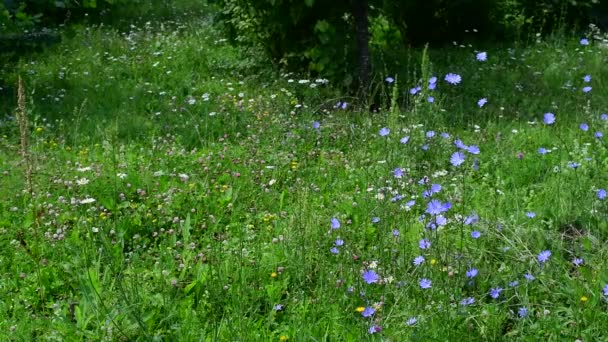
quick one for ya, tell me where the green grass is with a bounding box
[1,4,608,341]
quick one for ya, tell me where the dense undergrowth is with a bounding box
[1,3,608,341]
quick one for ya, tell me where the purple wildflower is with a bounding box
[526,212,536,218]
[335,239,344,246]
[419,239,431,250]
[568,162,580,169]
[572,257,583,266]
[580,123,589,131]
[368,325,382,334]
[583,75,591,83]
[601,114,608,121]
[518,307,529,318]
[427,96,435,103]
[490,287,503,299]
[445,73,462,85]
[450,151,466,166]
[274,304,284,311]
[385,76,395,83]
[543,112,555,125]
[460,297,475,306]
[467,145,480,154]
[464,213,479,225]
[596,131,603,138]
[426,130,436,138]
[524,273,535,281]
[603,284,608,297]
[379,127,390,136]
[454,139,468,149]
[312,121,320,129]
[394,167,404,178]
[583,86,592,93]
[466,268,478,278]
[330,247,339,254]
[413,256,425,266]
[580,38,589,45]
[372,217,380,223]
[400,136,410,144]
[362,307,375,317]
[362,270,379,284]
[419,278,432,289]
[538,250,551,263]
[597,189,606,199]
[392,229,400,237]
[331,218,341,229]
[477,98,488,108]
[471,231,481,239]
[476,51,487,61]
[435,215,447,226]
[426,199,446,215]
[405,317,418,326]
[538,147,548,154]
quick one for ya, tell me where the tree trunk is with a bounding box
[352,0,371,96]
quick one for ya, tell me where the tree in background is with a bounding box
[219,0,606,94]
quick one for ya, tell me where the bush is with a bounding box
[218,0,606,84]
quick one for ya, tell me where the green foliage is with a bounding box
[218,0,608,87]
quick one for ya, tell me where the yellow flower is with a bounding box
[279,336,288,342]
[35,127,44,133]
[580,296,588,303]
[355,306,365,313]
[430,259,437,266]
[271,272,278,278]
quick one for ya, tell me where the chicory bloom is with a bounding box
[460,297,475,306]
[466,268,478,278]
[419,239,431,249]
[394,167,404,178]
[580,38,589,45]
[379,127,390,136]
[331,218,341,229]
[490,287,503,299]
[362,307,375,317]
[450,152,466,166]
[476,51,487,61]
[598,189,606,200]
[538,250,551,263]
[467,145,480,154]
[362,270,379,284]
[583,75,591,82]
[445,73,462,85]
[471,231,481,239]
[419,278,432,289]
[477,98,488,107]
[518,307,529,318]
[583,86,592,93]
[543,112,555,125]
[413,256,425,266]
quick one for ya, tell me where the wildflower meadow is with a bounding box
[1,1,608,341]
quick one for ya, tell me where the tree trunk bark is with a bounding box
[352,0,371,96]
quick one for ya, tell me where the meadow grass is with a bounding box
[1,4,608,341]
